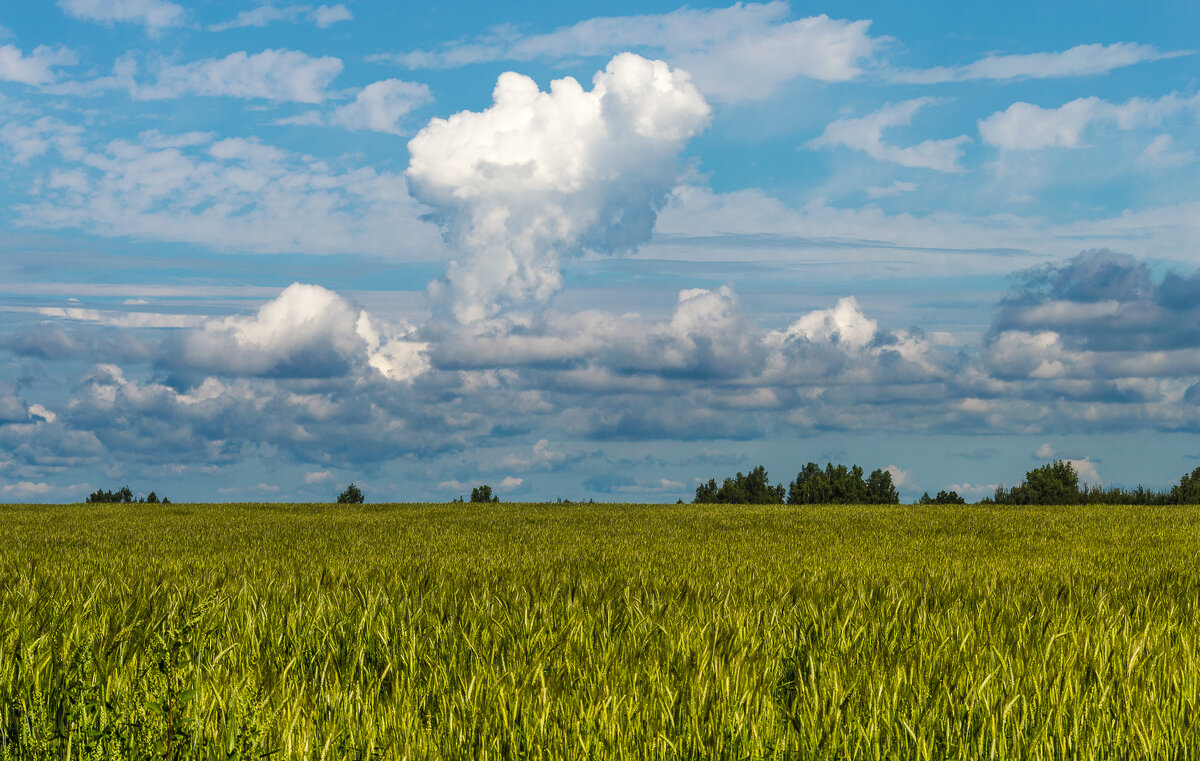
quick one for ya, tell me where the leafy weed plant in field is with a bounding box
[0,502,1197,758]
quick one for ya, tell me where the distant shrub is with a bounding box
[337,483,365,504]
[919,490,966,505]
[470,485,499,503]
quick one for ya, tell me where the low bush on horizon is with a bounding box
[1,501,1198,758]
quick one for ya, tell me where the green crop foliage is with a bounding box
[0,502,1197,759]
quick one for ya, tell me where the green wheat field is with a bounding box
[1,502,1198,759]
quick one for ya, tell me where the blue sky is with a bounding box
[1,0,1199,502]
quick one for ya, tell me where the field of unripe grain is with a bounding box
[1,502,1197,759]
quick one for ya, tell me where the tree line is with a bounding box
[85,486,169,504]
[81,462,1200,506]
[694,463,900,505]
[694,460,1200,506]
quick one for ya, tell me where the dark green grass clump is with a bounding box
[1,502,1198,759]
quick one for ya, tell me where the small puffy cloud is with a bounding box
[1034,443,1056,459]
[497,476,524,490]
[286,79,433,134]
[885,465,909,487]
[407,53,710,322]
[493,439,568,471]
[331,80,432,133]
[1141,134,1195,168]
[783,296,877,351]
[388,3,878,102]
[0,44,76,86]
[895,42,1187,84]
[309,4,352,27]
[139,49,344,103]
[0,116,85,164]
[164,283,428,381]
[58,0,186,35]
[979,92,1200,150]
[304,470,332,484]
[808,98,971,172]
[1068,458,1100,485]
[978,97,1104,150]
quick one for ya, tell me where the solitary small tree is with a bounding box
[337,483,365,504]
[470,485,499,503]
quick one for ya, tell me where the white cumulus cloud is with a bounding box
[783,296,877,350]
[407,53,710,322]
[979,92,1200,150]
[0,44,76,86]
[1068,458,1101,485]
[169,283,428,381]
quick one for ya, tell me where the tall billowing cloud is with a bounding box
[406,53,710,323]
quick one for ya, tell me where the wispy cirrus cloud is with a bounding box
[208,4,308,32]
[807,97,971,172]
[208,3,353,32]
[137,49,344,103]
[892,42,1190,84]
[377,2,879,102]
[1,123,443,259]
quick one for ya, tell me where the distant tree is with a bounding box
[694,466,784,504]
[864,468,900,504]
[470,485,499,503]
[1170,467,1200,504]
[145,491,159,504]
[694,479,719,503]
[994,461,1080,505]
[86,486,134,504]
[788,463,886,504]
[337,483,365,504]
[919,490,966,505]
[787,463,831,505]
